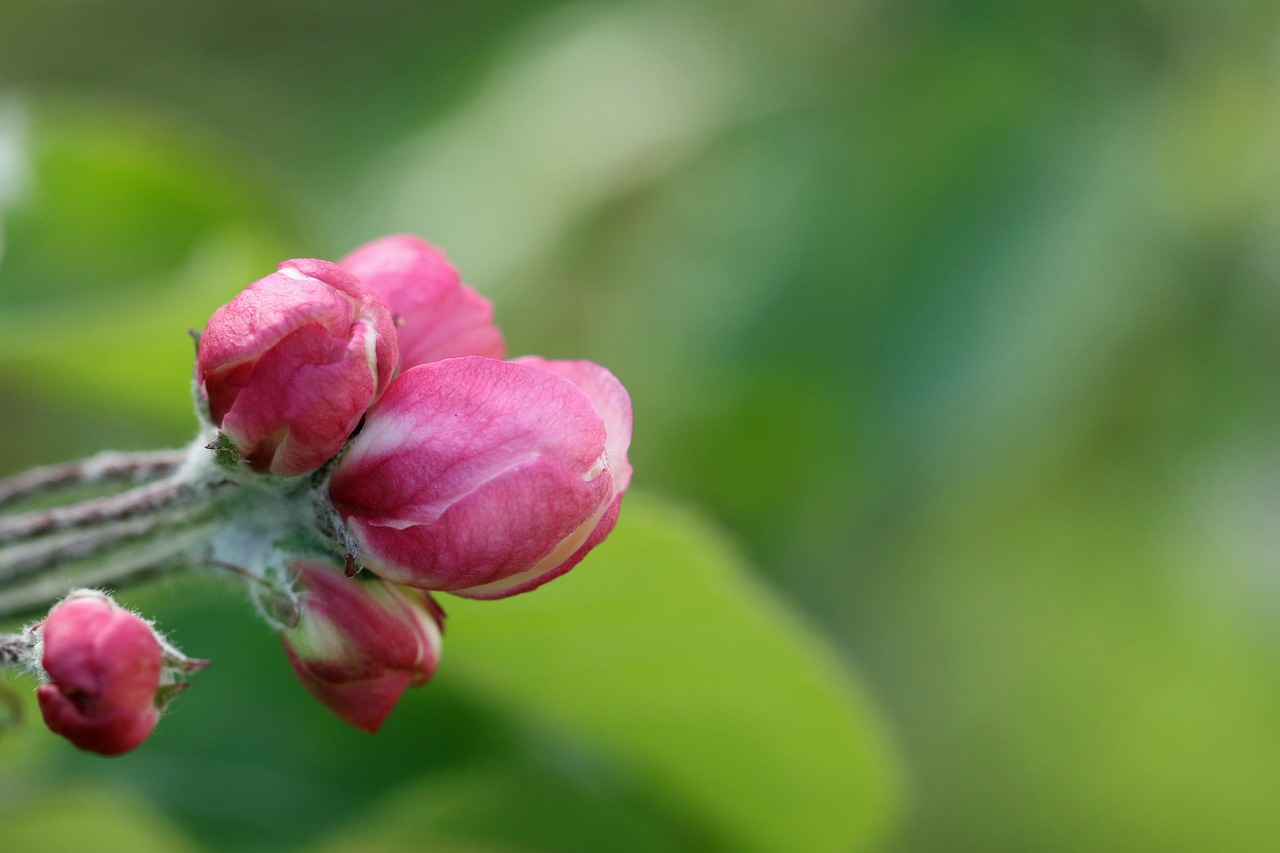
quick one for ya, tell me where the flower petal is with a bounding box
[341,235,504,369]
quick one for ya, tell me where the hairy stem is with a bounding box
[0,513,222,623]
[0,450,186,512]
[0,446,234,624]
[0,633,26,667]
[0,478,214,544]
[0,505,206,583]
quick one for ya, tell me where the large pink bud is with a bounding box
[36,591,164,756]
[329,356,632,599]
[197,258,399,476]
[282,563,444,732]
[340,235,504,371]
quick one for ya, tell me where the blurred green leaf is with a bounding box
[0,109,299,430]
[443,492,900,853]
[0,226,289,429]
[315,764,699,853]
[0,669,47,770]
[0,787,205,853]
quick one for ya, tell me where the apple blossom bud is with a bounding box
[197,258,399,476]
[328,356,632,599]
[35,591,164,756]
[282,563,444,732]
[340,234,504,370]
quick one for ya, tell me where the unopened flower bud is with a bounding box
[340,234,504,370]
[282,563,444,732]
[197,258,399,476]
[329,356,632,599]
[35,591,181,756]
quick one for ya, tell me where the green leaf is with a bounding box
[0,787,205,853]
[0,109,298,429]
[442,492,900,853]
[0,227,290,428]
[314,763,703,853]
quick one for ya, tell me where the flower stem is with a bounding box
[0,502,208,582]
[0,633,26,668]
[0,443,235,624]
[0,450,186,512]
[0,512,222,623]
[0,478,208,544]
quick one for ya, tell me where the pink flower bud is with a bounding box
[197,258,399,476]
[329,356,632,599]
[282,563,444,732]
[36,592,164,756]
[340,235,504,371]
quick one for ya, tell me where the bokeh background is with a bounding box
[2,1,1280,851]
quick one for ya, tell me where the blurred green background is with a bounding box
[2,1,1280,851]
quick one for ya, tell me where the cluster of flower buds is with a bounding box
[0,233,631,753]
[196,234,630,732]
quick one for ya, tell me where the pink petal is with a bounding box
[37,596,164,755]
[282,650,415,733]
[330,357,616,591]
[37,686,160,755]
[332,358,607,526]
[350,456,613,590]
[282,565,442,732]
[218,322,378,475]
[198,265,357,376]
[514,357,633,494]
[452,491,624,600]
[198,258,399,476]
[341,235,505,369]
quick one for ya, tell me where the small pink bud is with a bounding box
[282,563,444,732]
[197,258,399,476]
[36,591,164,756]
[329,356,632,599]
[340,235,504,371]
